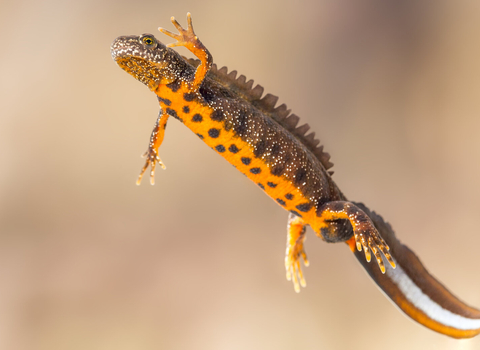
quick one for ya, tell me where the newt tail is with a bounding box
[353,203,480,338]
[110,13,480,338]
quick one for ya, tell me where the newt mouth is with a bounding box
[111,35,167,89]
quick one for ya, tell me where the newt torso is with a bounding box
[156,61,343,228]
[111,13,480,339]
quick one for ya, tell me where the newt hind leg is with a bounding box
[316,201,396,273]
[285,213,309,293]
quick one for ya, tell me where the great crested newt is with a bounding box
[110,13,480,338]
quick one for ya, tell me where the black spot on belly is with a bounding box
[183,106,190,114]
[241,157,251,165]
[296,203,312,212]
[208,128,220,138]
[166,108,182,121]
[210,110,224,122]
[183,92,195,101]
[250,167,261,174]
[254,140,266,158]
[215,145,226,153]
[294,168,307,186]
[157,97,171,106]
[276,198,286,206]
[167,81,180,92]
[228,144,239,153]
[285,193,294,200]
[267,182,277,188]
[192,114,203,122]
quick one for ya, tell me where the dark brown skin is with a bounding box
[111,13,480,338]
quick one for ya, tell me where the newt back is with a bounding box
[196,59,334,172]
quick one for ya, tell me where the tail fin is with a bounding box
[353,202,480,338]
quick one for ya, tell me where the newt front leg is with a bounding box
[137,14,213,186]
[159,13,213,89]
[137,110,169,185]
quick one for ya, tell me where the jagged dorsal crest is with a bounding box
[185,58,334,172]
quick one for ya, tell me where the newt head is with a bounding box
[111,34,172,90]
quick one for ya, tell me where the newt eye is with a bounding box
[142,36,156,47]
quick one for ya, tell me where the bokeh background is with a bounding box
[1,0,480,349]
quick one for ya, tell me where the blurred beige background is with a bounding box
[1,0,480,349]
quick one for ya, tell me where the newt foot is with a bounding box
[354,228,396,273]
[136,148,166,186]
[159,13,198,49]
[285,231,309,293]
